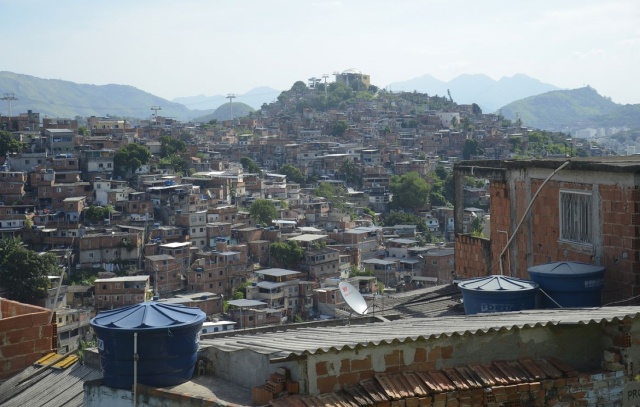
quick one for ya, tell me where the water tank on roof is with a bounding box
[90,302,205,389]
[527,262,605,308]
[458,275,539,315]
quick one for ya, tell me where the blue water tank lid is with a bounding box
[458,275,539,292]
[528,262,604,275]
[90,302,205,331]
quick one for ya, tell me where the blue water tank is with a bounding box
[527,262,605,308]
[458,275,539,315]
[90,302,206,389]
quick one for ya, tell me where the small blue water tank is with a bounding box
[527,262,605,308]
[458,275,539,315]
[90,302,205,389]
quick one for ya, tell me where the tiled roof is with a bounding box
[201,307,640,361]
[270,357,576,407]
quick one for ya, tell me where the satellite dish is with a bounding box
[339,282,368,315]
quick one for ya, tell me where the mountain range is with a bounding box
[1,71,637,132]
[388,73,560,113]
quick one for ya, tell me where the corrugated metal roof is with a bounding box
[0,361,101,407]
[201,307,640,360]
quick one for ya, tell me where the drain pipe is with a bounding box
[499,160,571,276]
[133,332,138,407]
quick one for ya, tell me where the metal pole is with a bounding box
[133,332,138,407]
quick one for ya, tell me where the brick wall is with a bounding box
[0,298,56,380]
[454,234,491,278]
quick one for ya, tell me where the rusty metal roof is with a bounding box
[200,307,640,360]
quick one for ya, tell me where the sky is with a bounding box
[2,0,639,104]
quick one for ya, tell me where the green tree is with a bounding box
[471,103,483,116]
[114,143,152,178]
[279,164,305,184]
[159,154,189,175]
[84,205,113,223]
[470,216,484,237]
[249,199,278,226]
[78,126,90,136]
[313,182,347,209]
[269,240,304,269]
[0,130,23,157]
[328,120,348,137]
[240,156,262,174]
[338,158,362,189]
[462,139,484,160]
[160,136,187,158]
[0,237,60,303]
[389,172,430,211]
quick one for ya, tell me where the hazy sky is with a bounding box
[2,0,639,104]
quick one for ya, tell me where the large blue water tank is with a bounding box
[527,262,605,308]
[90,302,206,389]
[458,275,539,315]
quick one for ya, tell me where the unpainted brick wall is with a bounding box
[0,298,56,380]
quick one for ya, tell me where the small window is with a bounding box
[560,191,592,245]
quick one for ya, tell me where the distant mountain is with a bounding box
[192,102,255,123]
[173,86,282,110]
[500,86,640,131]
[0,71,214,121]
[387,73,559,113]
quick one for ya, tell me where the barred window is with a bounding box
[560,191,592,244]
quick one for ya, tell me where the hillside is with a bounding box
[0,71,213,121]
[192,102,254,123]
[499,86,640,131]
[388,73,559,112]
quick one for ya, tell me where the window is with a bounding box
[560,191,592,245]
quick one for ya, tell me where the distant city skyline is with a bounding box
[2,0,639,105]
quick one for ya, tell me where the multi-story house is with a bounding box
[0,204,35,239]
[144,253,181,295]
[0,170,27,204]
[175,210,208,249]
[78,230,141,271]
[94,275,151,310]
[453,156,640,305]
[44,129,75,154]
[298,247,341,280]
[80,149,115,179]
[246,268,302,318]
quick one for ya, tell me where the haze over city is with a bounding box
[2,0,640,104]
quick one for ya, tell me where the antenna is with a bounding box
[150,106,162,122]
[226,94,236,121]
[339,281,368,315]
[1,93,18,124]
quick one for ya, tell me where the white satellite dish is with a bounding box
[339,281,368,315]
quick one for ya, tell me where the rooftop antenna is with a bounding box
[226,94,236,121]
[1,93,18,124]
[150,106,162,122]
[339,281,369,325]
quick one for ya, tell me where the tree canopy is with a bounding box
[85,205,113,223]
[462,139,484,160]
[328,120,348,137]
[249,199,278,226]
[240,156,262,174]
[269,240,304,269]
[279,164,305,184]
[313,182,347,210]
[337,158,362,189]
[114,143,151,178]
[160,135,187,158]
[390,172,430,211]
[0,237,60,303]
[0,130,23,157]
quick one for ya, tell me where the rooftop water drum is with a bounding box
[527,261,605,308]
[458,275,539,315]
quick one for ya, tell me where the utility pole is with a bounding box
[1,93,18,126]
[150,106,162,122]
[226,94,236,121]
[322,74,329,98]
